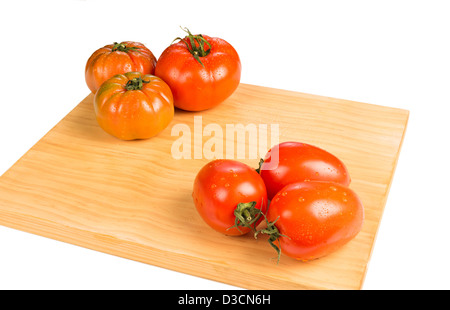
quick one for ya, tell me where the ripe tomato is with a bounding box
[155,27,241,111]
[85,41,157,93]
[257,181,364,262]
[259,142,351,200]
[93,71,174,140]
[193,160,268,236]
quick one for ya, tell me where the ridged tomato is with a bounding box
[93,72,173,140]
[85,41,157,93]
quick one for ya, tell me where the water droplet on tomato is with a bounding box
[298,197,305,202]
[224,183,230,187]
[210,184,217,189]
[329,186,337,191]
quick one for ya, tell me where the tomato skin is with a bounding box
[85,41,157,93]
[193,160,268,236]
[260,142,351,200]
[93,72,174,140]
[267,181,364,261]
[155,34,241,111]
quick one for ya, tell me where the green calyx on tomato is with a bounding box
[173,27,212,67]
[228,201,263,233]
[254,215,289,264]
[125,77,150,91]
[192,159,267,236]
[111,42,140,53]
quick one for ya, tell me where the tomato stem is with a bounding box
[125,77,150,91]
[254,215,289,264]
[111,42,140,53]
[227,201,263,233]
[172,26,211,67]
[255,158,264,174]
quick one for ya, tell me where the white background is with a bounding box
[1,0,449,290]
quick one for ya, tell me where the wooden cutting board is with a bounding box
[0,83,408,290]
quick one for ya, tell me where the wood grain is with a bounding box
[0,83,409,289]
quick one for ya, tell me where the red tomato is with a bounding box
[193,160,268,236]
[93,72,174,140]
[257,181,364,262]
[259,142,351,200]
[155,27,241,111]
[85,41,157,94]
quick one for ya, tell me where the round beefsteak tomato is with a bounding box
[155,27,241,111]
[85,41,157,93]
[256,181,364,262]
[193,159,268,236]
[259,142,351,200]
[93,71,174,140]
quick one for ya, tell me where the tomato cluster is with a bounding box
[85,27,241,140]
[193,142,364,263]
[85,27,364,264]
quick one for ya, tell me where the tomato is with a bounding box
[193,159,268,236]
[155,27,241,111]
[85,41,157,93]
[93,71,174,140]
[256,181,364,262]
[259,142,351,200]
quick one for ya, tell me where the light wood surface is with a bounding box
[0,83,409,290]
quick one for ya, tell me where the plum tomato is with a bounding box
[256,181,364,262]
[259,142,351,200]
[193,159,268,236]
